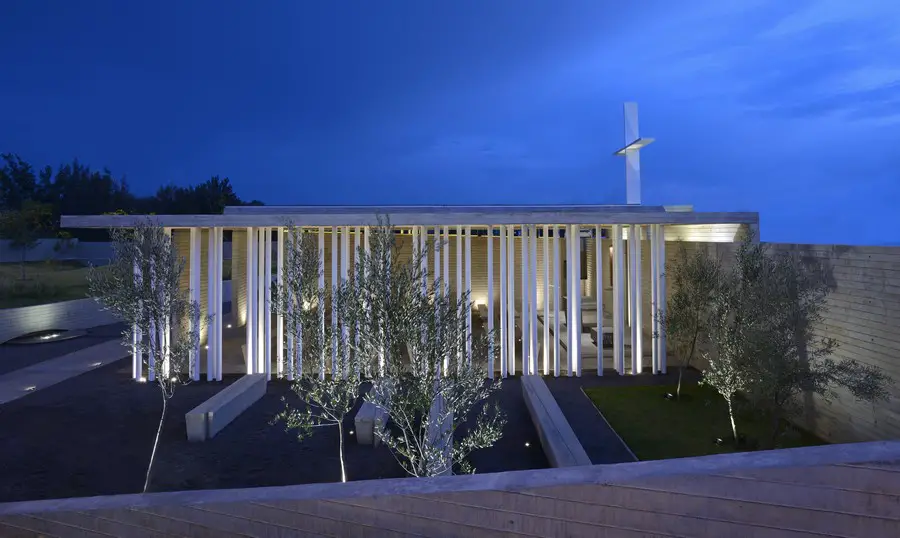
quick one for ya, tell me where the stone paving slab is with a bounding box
[0,339,129,405]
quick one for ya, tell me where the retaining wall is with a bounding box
[0,298,120,343]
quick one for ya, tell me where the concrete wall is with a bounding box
[1,441,897,537]
[678,241,900,444]
[0,298,120,343]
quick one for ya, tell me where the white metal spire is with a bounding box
[614,102,654,205]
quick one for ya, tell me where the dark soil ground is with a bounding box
[0,357,546,503]
[0,322,125,375]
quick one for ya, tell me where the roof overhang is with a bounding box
[60,204,759,229]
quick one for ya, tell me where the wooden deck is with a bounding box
[1,442,898,537]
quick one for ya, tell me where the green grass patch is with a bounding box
[0,261,96,308]
[585,383,826,461]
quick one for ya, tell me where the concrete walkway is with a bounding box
[0,340,129,405]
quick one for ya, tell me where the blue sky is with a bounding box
[1,1,898,245]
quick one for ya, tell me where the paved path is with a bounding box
[0,340,129,405]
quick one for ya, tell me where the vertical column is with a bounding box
[565,226,573,376]
[498,225,507,378]
[650,225,659,375]
[353,226,361,378]
[530,225,538,376]
[365,226,373,378]
[487,226,494,378]
[265,228,273,380]
[507,226,516,375]
[331,226,338,376]
[552,226,561,377]
[318,227,326,380]
[132,255,143,381]
[634,225,644,374]
[595,225,604,376]
[572,225,583,377]
[257,229,265,375]
[443,226,450,297]
[542,225,550,375]
[216,228,224,381]
[277,227,285,379]
[246,227,256,375]
[419,226,427,295]
[206,228,217,382]
[612,225,626,375]
[465,226,473,365]
[521,226,531,374]
[456,225,463,366]
[162,228,172,378]
[658,225,667,374]
[340,226,350,379]
[148,253,156,383]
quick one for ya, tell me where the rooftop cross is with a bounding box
[613,102,654,205]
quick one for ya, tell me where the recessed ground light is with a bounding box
[40,333,60,340]
[349,430,355,435]
[90,361,102,367]
[205,345,209,350]
[227,324,232,329]
[138,376,147,383]
[525,441,530,447]
[24,386,36,391]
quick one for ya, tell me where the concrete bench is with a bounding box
[355,399,389,446]
[185,373,267,442]
[521,376,591,468]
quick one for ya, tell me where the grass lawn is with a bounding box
[0,261,95,308]
[585,383,826,461]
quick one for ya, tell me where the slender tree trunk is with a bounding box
[769,410,782,449]
[20,249,26,280]
[678,330,699,400]
[144,395,168,493]
[676,367,684,399]
[727,397,738,445]
[338,421,347,483]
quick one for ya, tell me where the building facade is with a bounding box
[61,204,758,383]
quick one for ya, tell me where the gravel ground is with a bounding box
[0,359,546,502]
[0,322,126,375]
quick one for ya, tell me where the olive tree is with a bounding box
[731,239,893,446]
[659,243,723,399]
[88,221,203,492]
[354,223,506,477]
[271,226,364,483]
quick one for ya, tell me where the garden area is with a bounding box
[585,380,825,461]
[0,260,94,308]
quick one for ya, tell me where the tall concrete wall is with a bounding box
[677,241,900,444]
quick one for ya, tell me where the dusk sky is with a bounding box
[2,1,898,245]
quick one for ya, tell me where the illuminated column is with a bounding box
[552,226,561,377]
[365,226,373,378]
[205,227,216,382]
[521,226,531,374]
[612,225,626,375]
[264,228,273,380]
[443,226,450,297]
[633,225,643,374]
[658,225,667,374]
[246,227,256,375]
[487,226,494,378]
[277,227,285,379]
[341,226,350,379]
[162,228,172,378]
[529,225,538,375]
[571,225,583,377]
[542,225,550,375]
[595,225,604,376]
[465,226,472,365]
[318,227,326,380]
[216,228,224,381]
[419,226,427,295]
[331,226,338,375]
[498,225,507,378]
[650,224,659,375]
[456,225,463,366]
[132,254,143,381]
[507,226,516,375]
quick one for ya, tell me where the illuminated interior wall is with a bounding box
[232,229,248,327]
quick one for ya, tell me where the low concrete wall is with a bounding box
[0,298,120,343]
[0,441,897,537]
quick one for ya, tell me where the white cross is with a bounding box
[613,102,654,205]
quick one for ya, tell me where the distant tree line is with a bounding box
[0,153,263,241]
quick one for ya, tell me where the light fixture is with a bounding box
[138,377,147,383]
[525,441,530,447]
[90,361,102,367]
[40,333,60,340]
[24,386,37,392]
[205,345,209,350]
[227,324,232,329]
[349,430,355,435]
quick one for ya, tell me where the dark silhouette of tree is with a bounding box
[0,154,39,210]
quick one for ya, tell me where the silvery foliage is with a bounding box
[659,242,723,399]
[88,220,204,492]
[271,225,363,483]
[352,222,506,478]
